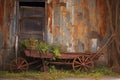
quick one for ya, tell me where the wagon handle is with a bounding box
[91,34,115,60]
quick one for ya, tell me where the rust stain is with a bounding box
[69,23,74,36]
[47,0,60,34]
[6,23,10,40]
[47,2,53,33]
[74,0,92,52]
[3,0,15,47]
[96,0,106,38]
[60,27,65,35]
[99,0,106,38]
[0,0,4,34]
[75,20,90,52]
[80,0,90,19]
[61,6,67,17]
[47,0,107,52]
[53,0,60,4]
[53,24,59,37]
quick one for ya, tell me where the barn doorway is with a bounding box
[17,1,46,41]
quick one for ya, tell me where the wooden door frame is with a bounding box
[16,0,47,41]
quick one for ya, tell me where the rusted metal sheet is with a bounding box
[0,0,107,53]
[96,0,106,38]
[3,0,15,48]
[0,0,4,48]
[0,0,4,69]
[0,0,108,68]
[0,0,15,70]
[47,0,106,52]
[0,0,4,29]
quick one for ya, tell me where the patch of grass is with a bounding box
[91,66,119,77]
[0,66,120,80]
[73,66,120,78]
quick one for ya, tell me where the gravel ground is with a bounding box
[0,78,36,80]
[0,77,120,80]
[59,77,120,80]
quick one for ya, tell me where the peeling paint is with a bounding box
[0,0,110,68]
[47,0,106,52]
[0,0,107,53]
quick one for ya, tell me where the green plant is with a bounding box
[37,42,50,54]
[20,38,38,50]
[36,42,61,58]
[50,45,61,58]
[21,39,61,58]
[20,39,29,49]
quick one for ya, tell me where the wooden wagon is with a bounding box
[10,34,114,72]
[10,49,102,72]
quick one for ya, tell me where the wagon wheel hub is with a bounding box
[81,62,85,66]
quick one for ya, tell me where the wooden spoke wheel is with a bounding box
[72,55,94,72]
[10,57,29,72]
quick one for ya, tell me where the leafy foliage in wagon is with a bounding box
[49,44,61,58]
[20,38,38,50]
[37,41,50,54]
[20,39,64,58]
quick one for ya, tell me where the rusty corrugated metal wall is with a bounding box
[0,0,4,49]
[0,0,15,69]
[0,0,107,53]
[4,0,15,48]
[0,0,108,68]
[0,0,4,69]
[0,0,15,49]
[47,0,107,52]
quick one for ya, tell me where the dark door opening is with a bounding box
[19,2,45,7]
[18,1,45,41]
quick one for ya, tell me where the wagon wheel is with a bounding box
[72,55,94,72]
[10,57,29,72]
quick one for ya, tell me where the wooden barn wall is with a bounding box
[47,0,107,52]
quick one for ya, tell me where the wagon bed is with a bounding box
[10,49,101,72]
[13,49,100,72]
[24,50,98,59]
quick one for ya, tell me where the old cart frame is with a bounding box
[10,34,114,72]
